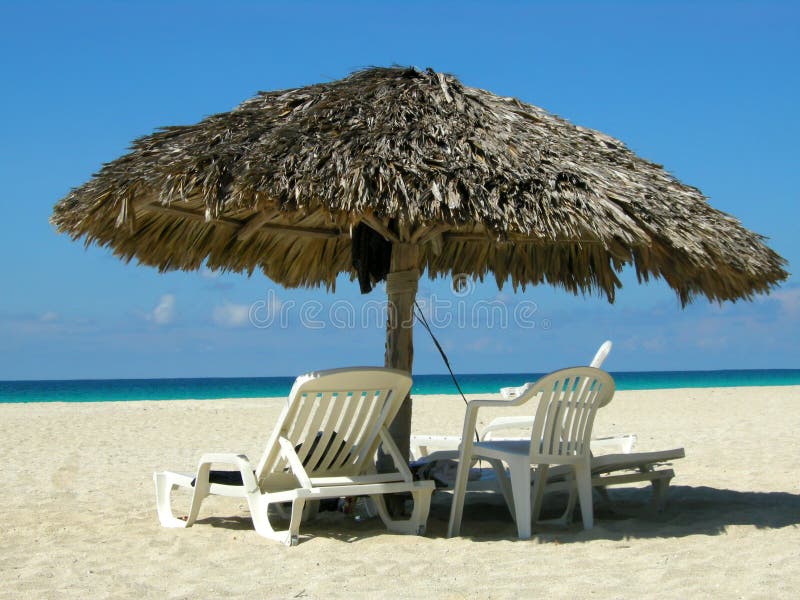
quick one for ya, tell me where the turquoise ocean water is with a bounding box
[1,369,799,403]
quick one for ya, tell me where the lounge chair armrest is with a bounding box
[198,452,252,468]
[378,428,415,482]
[195,453,259,492]
[277,437,313,489]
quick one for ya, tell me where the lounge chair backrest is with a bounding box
[521,367,615,462]
[589,340,612,368]
[256,367,412,483]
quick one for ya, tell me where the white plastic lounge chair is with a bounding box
[543,447,686,520]
[154,367,435,546]
[448,367,615,539]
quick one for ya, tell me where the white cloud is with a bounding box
[462,336,511,354]
[465,337,492,352]
[213,302,250,327]
[148,294,176,325]
[641,336,667,352]
[618,334,667,353]
[39,311,59,322]
[771,287,800,317]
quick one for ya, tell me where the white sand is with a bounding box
[2,386,799,598]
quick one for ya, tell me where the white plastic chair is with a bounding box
[411,339,681,521]
[411,341,616,459]
[498,340,612,400]
[447,367,615,539]
[154,367,435,546]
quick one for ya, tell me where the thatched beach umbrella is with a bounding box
[51,66,787,461]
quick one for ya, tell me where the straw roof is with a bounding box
[51,66,787,304]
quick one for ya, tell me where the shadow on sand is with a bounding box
[190,485,800,544]
[423,485,800,542]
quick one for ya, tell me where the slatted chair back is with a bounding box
[256,367,412,486]
[524,367,615,463]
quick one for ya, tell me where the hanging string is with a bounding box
[413,299,480,443]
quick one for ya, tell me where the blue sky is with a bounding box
[1,1,798,380]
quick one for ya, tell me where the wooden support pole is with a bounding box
[378,243,420,474]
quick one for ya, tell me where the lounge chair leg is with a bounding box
[153,469,211,529]
[154,472,195,528]
[574,462,594,530]
[411,489,433,534]
[184,465,211,527]
[373,487,433,535]
[250,494,304,546]
[287,497,305,546]
[650,475,673,512]
[406,488,434,535]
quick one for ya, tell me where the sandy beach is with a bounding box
[2,385,799,599]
